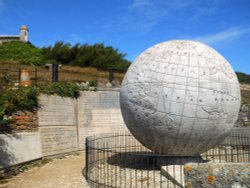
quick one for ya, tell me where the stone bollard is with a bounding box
[20,69,31,86]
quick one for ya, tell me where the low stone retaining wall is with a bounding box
[0,89,127,169]
[39,126,78,157]
[38,90,127,155]
[77,90,127,149]
[38,94,78,156]
[11,110,38,131]
[0,132,42,169]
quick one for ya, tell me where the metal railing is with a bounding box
[84,130,250,188]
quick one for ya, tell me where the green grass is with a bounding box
[0,41,43,66]
[0,61,125,89]
[240,84,250,104]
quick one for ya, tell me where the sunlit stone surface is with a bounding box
[120,40,241,156]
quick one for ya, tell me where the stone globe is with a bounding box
[120,40,241,156]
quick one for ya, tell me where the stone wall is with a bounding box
[10,110,38,131]
[39,126,78,156]
[77,90,127,149]
[38,94,77,126]
[0,90,127,168]
[38,90,127,154]
[38,94,78,156]
[0,132,42,169]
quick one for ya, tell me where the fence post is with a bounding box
[85,138,89,180]
[18,68,21,84]
[108,68,115,83]
[52,63,59,82]
[35,68,38,85]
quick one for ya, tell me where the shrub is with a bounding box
[41,42,131,72]
[88,80,98,87]
[236,72,250,84]
[0,82,97,126]
[0,85,39,125]
[39,82,83,98]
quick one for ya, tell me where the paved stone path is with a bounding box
[0,152,89,188]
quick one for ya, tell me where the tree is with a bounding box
[41,41,131,72]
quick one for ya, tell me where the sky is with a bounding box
[0,0,250,74]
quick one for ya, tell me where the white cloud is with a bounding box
[189,6,217,21]
[164,0,195,10]
[128,0,169,21]
[128,0,152,10]
[100,0,220,35]
[194,27,250,46]
[127,0,169,32]
[126,0,219,32]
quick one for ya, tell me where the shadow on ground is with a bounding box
[107,152,161,170]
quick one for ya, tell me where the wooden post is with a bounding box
[108,68,115,83]
[18,68,21,84]
[52,64,59,82]
[35,68,38,85]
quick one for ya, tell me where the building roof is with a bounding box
[20,25,28,30]
[0,35,20,39]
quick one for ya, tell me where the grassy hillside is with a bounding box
[236,72,250,84]
[0,41,131,72]
[241,84,250,104]
[0,61,125,88]
[0,41,43,66]
[0,41,128,89]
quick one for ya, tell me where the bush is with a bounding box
[0,82,98,126]
[236,72,250,84]
[41,42,131,72]
[39,82,83,98]
[0,85,39,125]
[0,41,44,66]
[88,80,98,87]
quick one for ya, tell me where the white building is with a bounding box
[0,25,29,44]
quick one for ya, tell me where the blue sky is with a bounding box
[0,0,250,73]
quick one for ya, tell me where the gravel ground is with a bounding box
[0,152,89,188]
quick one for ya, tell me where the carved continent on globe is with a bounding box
[120,40,241,156]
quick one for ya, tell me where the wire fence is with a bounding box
[0,66,120,87]
[84,129,250,188]
[0,67,52,85]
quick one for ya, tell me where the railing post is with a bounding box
[52,63,59,82]
[85,138,89,180]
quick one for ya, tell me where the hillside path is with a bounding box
[0,152,89,188]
